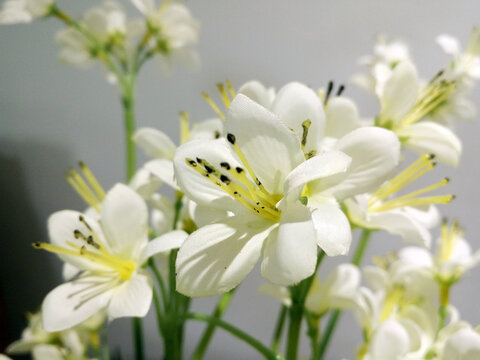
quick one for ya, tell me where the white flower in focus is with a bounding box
[173,83,399,296]
[0,0,53,24]
[36,184,187,331]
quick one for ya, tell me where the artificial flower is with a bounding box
[36,184,187,331]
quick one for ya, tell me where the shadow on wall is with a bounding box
[0,139,81,353]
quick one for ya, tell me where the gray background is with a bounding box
[1,0,480,359]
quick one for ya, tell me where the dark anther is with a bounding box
[188,159,197,167]
[324,80,334,105]
[33,242,41,248]
[204,165,214,174]
[220,175,231,184]
[220,162,231,170]
[256,178,262,186]
[227,133,236,144]
[236,167,244,174]
[214,131,221,139]
[196,157,203,164]
[336,84,345,96]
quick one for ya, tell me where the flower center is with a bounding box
[438,219,462,263]
[399,72,456,128]
[34,216,136,280]
[185,133,282,222]
[368,154,454,213]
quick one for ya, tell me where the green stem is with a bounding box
[286,251,326,360]
[132,317,145,360]
[152,288,165,338]
[305,313,319,360]
[185,313,280,360]
[271,305,287,353]
[121,77,136,181]
[317,229,373,359]
[191,289,236,360]
[148,258,169,310]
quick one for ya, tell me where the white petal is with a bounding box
[380,61,419,123]
[403,205,440,229]
[443,328,480,360]
[140,230,188,263]
[129,165,162,199]
[363,266,388,292]
[226,94,304,194]
[107,272,152,321]
[176,216,273,297]
[397,247,434,267]
[48,210,110,271]
[145,158,178,190]
[322,127,400,200]
[368,210,431,247]
[149,194,175,235]
[173,138,246,213]
[436,34,461,55]
[238,80,274,108]
[101,184,148,261]
[62,263,80,281]
[369,320,410,360]
[272,82,325,153]
[133,127,177,159]
[42,276,113,332]
[261,203,317,285]
[258,283,291,307]
[32,345,64,360]
[283,150,351,197]
[189,118,224,141]
[311,202,351,256]
[324,97,361,138]
[398,121,462,167]
[188,201,229,227]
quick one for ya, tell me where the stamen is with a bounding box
[368,154,453,213]
[336,84,345,96]
[301,119,311,152]
[438,219,462,263]
[202,92,225,121]
[324,81,334,105]
[226,80,236,98]
[180,111,190,144]
[78,162,105,200]
[216,83,231,108]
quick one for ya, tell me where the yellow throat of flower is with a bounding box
[368,154,454,213]
[34,216,136,281]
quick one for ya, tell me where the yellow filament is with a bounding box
[180,111,190,144]
[372,195,453,213]
[216,83,231,108]
[401,81,456,127]
[380,286,404,322]
[79,162,106,200]
[202,92,225,121]
[34,242,135,280]
[370,154,433,205]
[226,80,236,98]
[66,173,101,212]
[438,220,461,263]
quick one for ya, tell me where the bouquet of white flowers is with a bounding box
[1,1,480,359]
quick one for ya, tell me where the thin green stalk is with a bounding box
[271,305,287,353]
[152,288,165,338]
[132,317,145,360]
[148,258,169,310]
[317,229,373,360]
[305,313,319,360]
[185,313,280,360]
[285,251,326,360]
[191,289,236,360]
[121,78,137,181]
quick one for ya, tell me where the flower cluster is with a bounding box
[2,2,480,359]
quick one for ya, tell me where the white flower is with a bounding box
[55,2,127,68]
[305,264,361,316]
[131,0,199,70]
[173,83,399,296]
[376,61,462,166]
[439,326,480,360]
[0,0,53,24]
[397,220,480,284]
[36,184,187,331]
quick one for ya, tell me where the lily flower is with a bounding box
[35,184,187,331]
[173,85,399,296]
